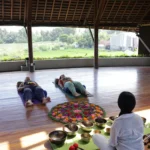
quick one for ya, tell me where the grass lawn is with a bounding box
[0,42,138,61]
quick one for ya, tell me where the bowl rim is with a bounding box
[49,130,67,140]
[81,133,91,138]
[95,117,107,123]
[81,120,94,127]
[64,123,79,132]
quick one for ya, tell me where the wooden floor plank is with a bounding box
[0,67,150,150]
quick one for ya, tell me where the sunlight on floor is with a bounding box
[28,144,45,150]
[0,141,10,150]
[20,131,48,148]
[135,109,150,123]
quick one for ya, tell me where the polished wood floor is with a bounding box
[0,67,150,150]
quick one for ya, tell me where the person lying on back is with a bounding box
[18,77,51,107]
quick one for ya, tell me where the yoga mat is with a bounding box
[49,125,150,150]
[18,92,44,105]
[17,81,50,106]
[53,82,92,100]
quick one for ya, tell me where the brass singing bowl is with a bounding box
[81,133,91,143]
[95,117,107,127]
[105,128,111,134]
[80,120,94,131]
[63,123,78,136]
[49,130,67,145]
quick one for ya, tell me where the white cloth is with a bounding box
[93,113,144,150]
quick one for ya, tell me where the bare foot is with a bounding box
[25,100,33,107]
[42,97,51,104]
[74,92,81,97]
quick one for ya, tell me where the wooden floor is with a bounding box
[0,67,150,150]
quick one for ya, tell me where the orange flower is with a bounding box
[72,118,76,121]
[58,114,62,117]
[83,117,88,120]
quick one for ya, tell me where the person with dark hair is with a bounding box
[92,91,144,150]
[18,77,51,107]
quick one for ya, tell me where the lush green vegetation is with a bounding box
[0,42,138,61]
[0,27,139,61]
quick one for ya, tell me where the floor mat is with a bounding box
[54,82,93,100]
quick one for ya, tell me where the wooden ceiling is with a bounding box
[0,0,150,31]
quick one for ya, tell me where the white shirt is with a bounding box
[109,113,144,150]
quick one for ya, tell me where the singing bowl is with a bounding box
[80,120,94,131]
[143,134,150,145]
[63,123,78,136]
[95,117,107,127]
[81,133,91,143]
[49,130,67,144]
[105,128,111,134]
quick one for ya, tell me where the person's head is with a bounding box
[55,78,59,85]
[25,77,31,82]
[59,74,65,80]
[118,91,136,116]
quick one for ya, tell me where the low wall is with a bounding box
[0,57,150,72]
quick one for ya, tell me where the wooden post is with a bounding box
[27,0,34,72]
[94,24,99,69]
[94,0,99,69]
[89,27,94,42]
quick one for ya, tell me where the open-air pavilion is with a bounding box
[0,0,150,150]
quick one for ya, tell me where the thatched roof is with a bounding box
[0,0,150,31]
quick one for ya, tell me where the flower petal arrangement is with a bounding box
[48,102,106,124]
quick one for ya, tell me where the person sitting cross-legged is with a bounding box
[18,77,51,107]
[92,91,144,150]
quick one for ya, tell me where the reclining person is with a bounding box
[18,77,51,107]
[55,74,90,97]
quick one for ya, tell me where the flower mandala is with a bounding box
[48,102,106,124]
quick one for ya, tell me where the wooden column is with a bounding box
[94,24,99,69]
[94,0,99,69]
[27,0,34,72]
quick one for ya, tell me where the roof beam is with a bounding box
[19,0,22,20]
[96,0,108,25]
[120,0,130,21]
[79,0,87,22]
[57,0,63,21]
[97,0,109,23]
[113,1,123,20]
[107,0,116,20]
[139,4,150,24]
[94,0,104,24]
[65,0,71,21]
[11,0,13,20]
[50,0,56,21]
[24,0,27,23]
[35,0,39,21]
[72,0,79,21]
[2,0,4,20]
[133,2,145,22]
[43,0,47,21]
[83,0,94,25]
[127,1,137,20]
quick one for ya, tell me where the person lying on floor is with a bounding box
[92,91,144,150]
[18,77,51,107]
[55,74,90,97]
